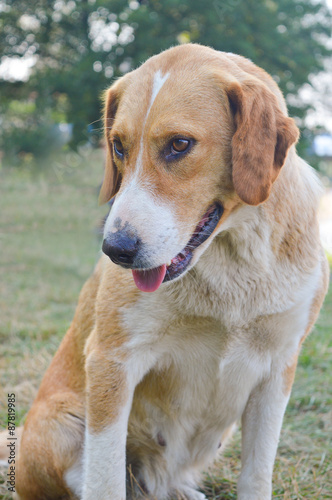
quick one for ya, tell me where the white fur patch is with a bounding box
[64,457,83,498]
[135,70,169,176]
[103,180,182,267]
[146,70,170,121]
[82,416,129,500]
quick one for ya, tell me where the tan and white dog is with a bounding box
[9,44,330,499]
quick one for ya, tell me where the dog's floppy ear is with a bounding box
[99,82,123,205]
[226,80,299,205]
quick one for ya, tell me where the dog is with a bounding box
[7,44,329,500]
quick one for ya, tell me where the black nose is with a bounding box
[102,232,140,267]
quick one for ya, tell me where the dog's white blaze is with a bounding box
[135,70,170,175]
[103,69,182,265]
[146,70,170,121]
[135,137,144,178]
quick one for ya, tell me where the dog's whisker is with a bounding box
[88,118,104,126]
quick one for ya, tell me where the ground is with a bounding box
[0,149,331,499]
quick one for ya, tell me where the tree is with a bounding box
[0,0,331,154]
[124,0,331,124]
[0,0,127,147]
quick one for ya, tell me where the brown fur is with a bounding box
[282,353,299,396]
[301,252,330,341]
[227,80,299,205]
[15,261,103,499]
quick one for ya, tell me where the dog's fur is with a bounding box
[5,44,330,499]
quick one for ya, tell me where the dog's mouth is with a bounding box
[132,203,223,292]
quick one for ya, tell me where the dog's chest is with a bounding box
[125,312,270,473]
[121,242,319,479]
[122,271,303,421]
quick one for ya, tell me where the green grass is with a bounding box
[0,149,106,426]
[0,151,331,499]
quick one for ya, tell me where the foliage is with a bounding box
[0,0,331,157]
[0,98,60,161]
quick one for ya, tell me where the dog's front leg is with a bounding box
[237,363,296,500]
[82,341,150,500]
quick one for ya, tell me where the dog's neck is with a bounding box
[167,151,323,325]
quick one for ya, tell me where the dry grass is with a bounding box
[0,150,331,499]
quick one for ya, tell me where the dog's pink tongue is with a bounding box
[132,264,167,292]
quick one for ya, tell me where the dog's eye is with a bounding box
[113,139,124,159]
[171,138,190,154]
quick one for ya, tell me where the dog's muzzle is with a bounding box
[103,203,223,292]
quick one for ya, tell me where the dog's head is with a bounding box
[100,44,299,292]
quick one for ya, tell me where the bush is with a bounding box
[0,100,64,164]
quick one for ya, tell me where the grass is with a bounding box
[0,150,331,499]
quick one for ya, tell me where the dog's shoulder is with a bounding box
[180,154,328,334]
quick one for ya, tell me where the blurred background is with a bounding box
[0,2,332,499]
[0,0,332,168]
